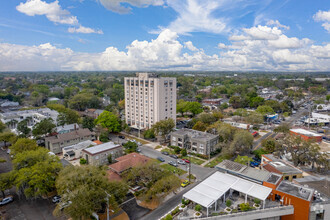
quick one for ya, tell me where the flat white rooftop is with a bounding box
[83,142,120,155]
[290,129,322,137]
[183,172,272,208]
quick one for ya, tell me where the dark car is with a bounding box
[161,151,169,155]
[157,157,165,162]
[118,135,125,139]
[170,154,178,159]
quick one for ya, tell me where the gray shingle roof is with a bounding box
[45,128,95,144]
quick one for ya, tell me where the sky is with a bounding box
[0,0,329,72]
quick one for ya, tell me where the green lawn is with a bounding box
[204,155,231,168]
[160,164,187,176]
[181,156,205,165]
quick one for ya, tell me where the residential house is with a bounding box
[107,152,150,181]
[82,142,123,166]
[55,123,79,134]
[62,140,98,160]
[170,128,219,155]
[261,154,303,181]
[45,128,95,154]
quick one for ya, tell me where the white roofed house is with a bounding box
[62,140,97,161]
[82,142,123,166]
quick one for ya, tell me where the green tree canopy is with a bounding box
[57,109,80,126]
[0,172,14,198]
[55,165,128,219]
[10,138,38,155]
[0,121,6,133]
[192,121,207,131]
[152,118,175,139]
[13,148,62,198]
[274,123,291,133]
[82,116,95,131]
[32,118,56,137]
[186,102,203,116]
[123,141,138,154]
[0,132,17,147]
[228,130,254,156]
[256,105,275,115]
[17,119,31,137]
[95,111,122,133]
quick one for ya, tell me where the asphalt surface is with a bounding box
[121,193,150,220]
[139,145,215,181]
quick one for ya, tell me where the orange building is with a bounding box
[266,181,314,220]
[290,128,322,142]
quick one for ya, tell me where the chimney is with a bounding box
[74,123,77,130]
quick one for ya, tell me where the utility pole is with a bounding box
[188,154,191,183]
[105,191,111,220]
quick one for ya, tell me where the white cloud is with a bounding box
[99,0,164,14]
[68,26,103,34]
[322,23,330,32]
[217,43,227,49]
[17,0,78,25]
[313,10,330,22]
[313,10,330,33]
[184,41,198,51]
[163,0,228,35]
[0,28,330,72]
[17,0,102,34]
[266,20,290,30]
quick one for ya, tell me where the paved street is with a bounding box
[140,145,215,181]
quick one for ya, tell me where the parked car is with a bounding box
[250,161,260,167]
[157,157,165,162]
[177,159,186,165]
[52,195,61,203]
[170,154,178,159]
[253,157,261,163]
[161,151,169,155]
[183,159,190,163]
[0,196,13,206]
[181,180,190,187]
[118,135,125,139]
[136,148,141,152]
[168,161,178,167]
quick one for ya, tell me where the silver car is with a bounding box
[177,160,186,165]
[0,196,13,205]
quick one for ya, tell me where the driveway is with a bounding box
[120,193,150,220]
[1,193,66,220]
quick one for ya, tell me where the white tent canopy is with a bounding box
[183,172,272,209]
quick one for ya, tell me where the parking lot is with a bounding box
[0,146,65,220]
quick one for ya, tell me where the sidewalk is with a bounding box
[201,152,221,167]
[120,131,161,149]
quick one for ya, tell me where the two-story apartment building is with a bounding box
[170,128,219,155]
[82,142,123,166]
[45,128,95,154]
[124,73,176,130]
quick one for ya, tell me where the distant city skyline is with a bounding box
[0,0,330,71]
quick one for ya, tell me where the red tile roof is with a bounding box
[107,170,122,182]
[262,164,282,175]
[109,153,150,173]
